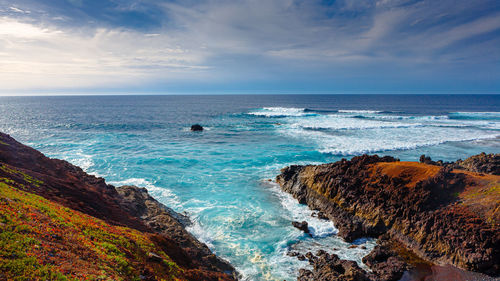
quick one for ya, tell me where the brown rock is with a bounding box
[277,154,500,277]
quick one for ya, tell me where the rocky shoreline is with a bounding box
[0,132,237,280]
[277,154,499,281]
[2,129,499,280]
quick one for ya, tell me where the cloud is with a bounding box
[0,0,499,93]
[9,7,30,14]
[0,17,210,90]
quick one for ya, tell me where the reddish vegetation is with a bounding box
[0,133,147,231]
[0,132,236,281]
[369,162,441,188]
[277,154,499,280]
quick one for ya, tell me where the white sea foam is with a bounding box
[54,149,106,177]
[186,219,216,249]
[338,109,382,114]
[108,177,181,208]
[278,125,499,156]
[265,181,376,272]
[450,111,500,116]
[248,107,311,117]
[267,182,337,238]
[372,115,449,120]
[289,115,421,130]
[262,108,500,156]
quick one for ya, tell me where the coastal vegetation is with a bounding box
[0,132,236,281]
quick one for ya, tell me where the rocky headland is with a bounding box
[277,154,499,281]
[0,132,237,280]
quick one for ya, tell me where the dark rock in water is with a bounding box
[191,124,204,131]
[292,221,310,233]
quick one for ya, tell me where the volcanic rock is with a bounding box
[191,124,204,131]
[292,221,310,233]
[298,251,371,281]
[454,152,500,175]
[277,154,500,277]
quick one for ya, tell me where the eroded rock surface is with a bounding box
[454,152,500,175]
[277,154,500,279]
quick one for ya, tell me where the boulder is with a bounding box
[191,124,204,131]
[292,221,310,233]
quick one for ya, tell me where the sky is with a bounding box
[0,0,499,94]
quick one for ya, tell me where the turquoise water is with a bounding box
[0,95,499,280]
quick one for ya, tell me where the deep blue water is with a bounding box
[0,94,499,280]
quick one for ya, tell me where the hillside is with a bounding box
[0,132,236,281]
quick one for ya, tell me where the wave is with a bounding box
[108,177,181,209]
[247,107,314,117]
[303,108,339,114]
[268,182,337,238]
[292,117,422,131]
[338,109,382,114]
[278,126,500,156]
[449,112,500,120]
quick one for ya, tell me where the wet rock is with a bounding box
[312,211,328,220]
[292,221,310,233]
[191,124,204,131]
[298,251,371,281]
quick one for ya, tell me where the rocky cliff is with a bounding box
[277,154,499,280]
[0,132,237,280]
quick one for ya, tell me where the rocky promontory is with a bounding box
[277,154,499,280]
[0,132,237,280]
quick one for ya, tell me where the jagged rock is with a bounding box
[292,221,310,233]
[419,155,446,166]
[362,237,410,281]
[454,152,500,175]
[287,251,299,257]
[277,154,500,277]
[298,251,371,281]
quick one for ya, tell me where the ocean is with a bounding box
[0,94,499,280]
